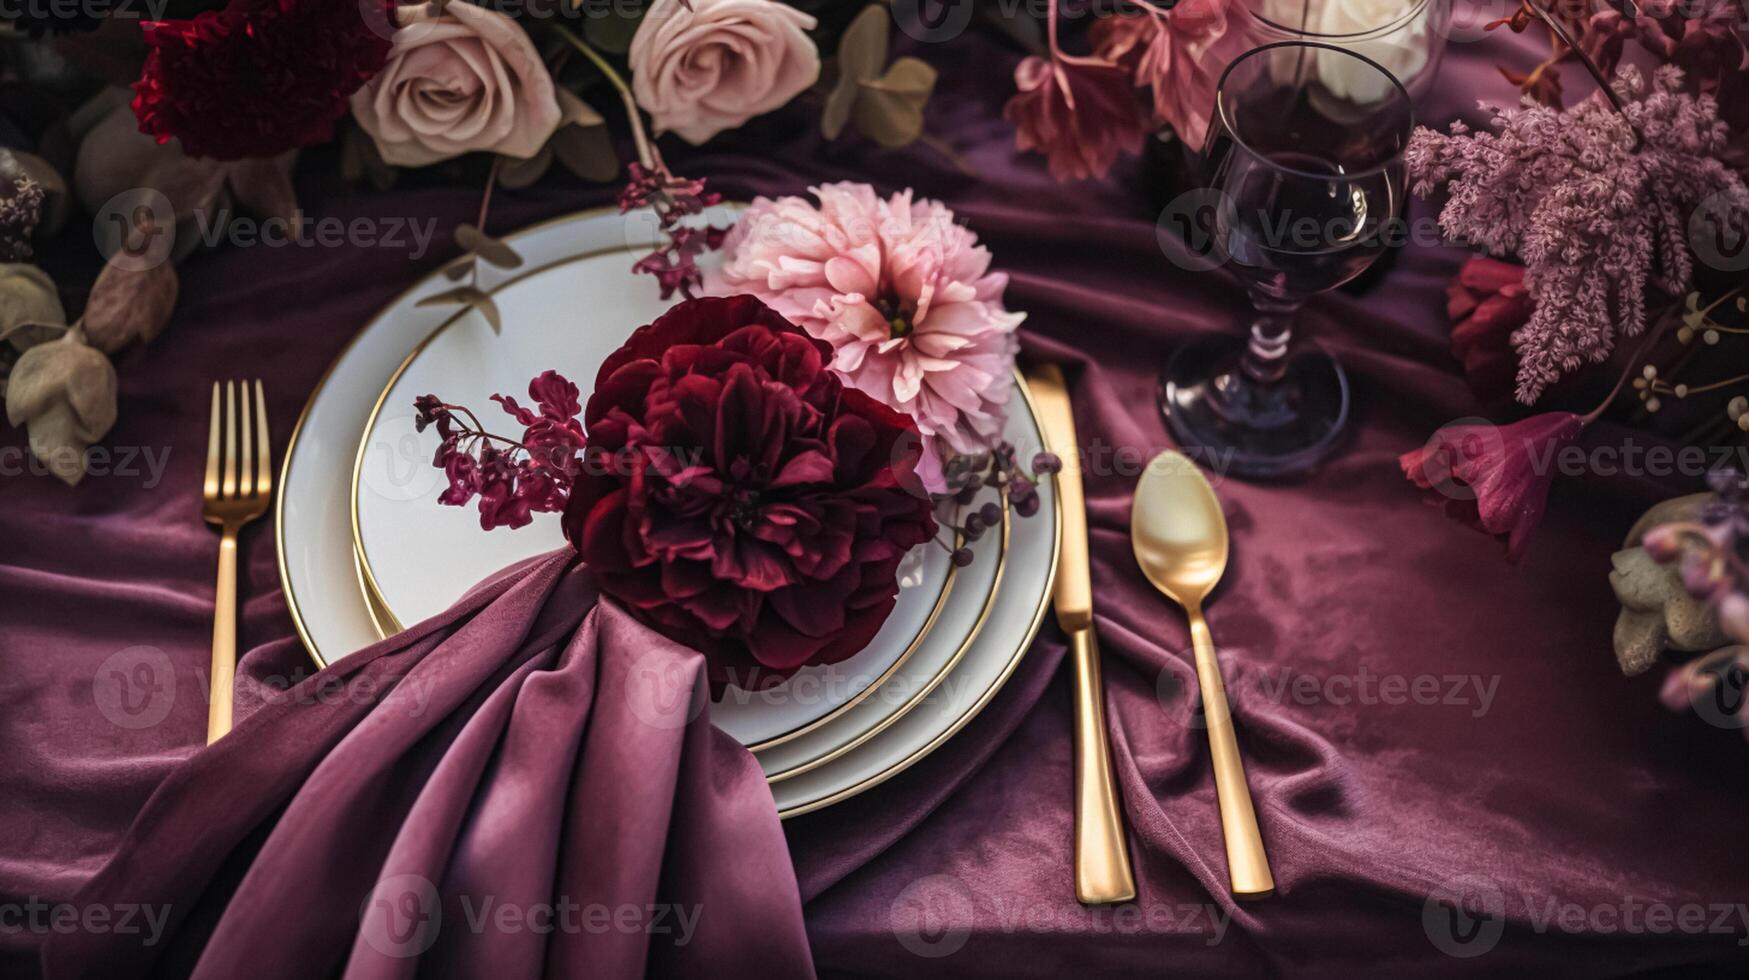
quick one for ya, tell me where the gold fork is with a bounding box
[201,380,271,744]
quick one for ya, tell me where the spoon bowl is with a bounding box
[1132,452,1229,609]
[1130,450,1274,897]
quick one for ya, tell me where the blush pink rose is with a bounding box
[350,1,562,167]
[628,0,820,145]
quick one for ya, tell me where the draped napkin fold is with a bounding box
[42,548,814,980]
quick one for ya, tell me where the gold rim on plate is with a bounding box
[274,205,1059,816]
[775,376,1061,817]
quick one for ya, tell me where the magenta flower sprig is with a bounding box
[550,24,729,300]
[935,443,1060,566]
[413,371,586,531]
[618,162,730,300]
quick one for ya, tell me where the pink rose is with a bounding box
[628,0,820,145]
[350,2,562,167]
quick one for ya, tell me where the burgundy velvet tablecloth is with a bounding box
[3,26,1747,979]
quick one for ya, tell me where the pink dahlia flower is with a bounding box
[706,183,1024,488]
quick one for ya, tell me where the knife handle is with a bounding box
[1070,628,1137,904]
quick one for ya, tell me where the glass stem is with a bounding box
[1242,291,1301,385]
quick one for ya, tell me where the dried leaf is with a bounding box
[4,328,117,485]
[226,155,300,231]
[555,86,605,129]
[417,286,502,333]
[0,263,67,352]
[853,58,937,148]
[496,147,554,190]
[454,224,523,270]
[444,256,477,283]
[551,123,620,182]
[81,256,179,354]
[341,127,398,191]
[824,5,890,140]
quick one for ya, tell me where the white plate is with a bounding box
[351,249,957,748]
[275,207,1058,815]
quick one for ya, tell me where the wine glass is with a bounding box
[1159,41,1412,477]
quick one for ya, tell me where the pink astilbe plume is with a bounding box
[1407,65,1749,403]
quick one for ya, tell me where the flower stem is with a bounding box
[1521,0,1639,144]
[549,24,660,171]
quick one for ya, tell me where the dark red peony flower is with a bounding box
[563,295,938,688]
[132,0,394,161]
[1399,411,1585,562]
[1447,256,1532,402]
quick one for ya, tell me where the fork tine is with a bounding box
[238,380,254,498]
[222,380,237,499]
[204,382,221,499]
[253,380,272,500]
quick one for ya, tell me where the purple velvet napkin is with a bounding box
[40,548,813,980]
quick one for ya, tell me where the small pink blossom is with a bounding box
[706,182,1023,485]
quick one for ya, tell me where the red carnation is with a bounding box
[564,295,939,689]
[133,0,394,161]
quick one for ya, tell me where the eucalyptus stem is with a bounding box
[549,24,660,171]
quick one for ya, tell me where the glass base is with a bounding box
[1159,333,1350,479]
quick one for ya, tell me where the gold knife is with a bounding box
[1028,363,1137,905]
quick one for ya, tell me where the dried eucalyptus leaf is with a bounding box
[227,155,300,230]
[73,92,222,218]
[417,285,503,333]
[551,123,620,183]
[81,257,179,353]
[0,263,67,351]
[454,224,523,270]
[444,256,476,282]
[497,147,553,190]
[854,58,937,148]
[341,127,398,191]
[4,329,117,485]
[555,87,605,129]
[824,5,889,140]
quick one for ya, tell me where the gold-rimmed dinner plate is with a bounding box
[275,206,1059,816]
[348,241,967,749]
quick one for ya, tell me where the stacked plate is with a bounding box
[276,206,1060,817]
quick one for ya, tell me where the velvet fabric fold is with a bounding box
[40,549,813,980]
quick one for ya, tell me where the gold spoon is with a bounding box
[1131,450,1274,897]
